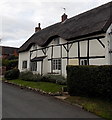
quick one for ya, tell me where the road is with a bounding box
[2,83,102,119]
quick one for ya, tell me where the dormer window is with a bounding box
[54,37,60,45]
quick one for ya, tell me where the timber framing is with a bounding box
[30,35,106,68]
[87,40,89,65]
[78,42,80,65]
[30,36,105,53]
[97,38,105,48]
[51,45,53,73]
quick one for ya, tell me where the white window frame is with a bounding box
[52,59,61,70]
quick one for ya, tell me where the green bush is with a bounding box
[19,71,42,82]
[4,68,20,80]
[42,74,66,85]
[56,79,67,85]
[67,65,112,100]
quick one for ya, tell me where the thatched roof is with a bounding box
[19,2,112,52]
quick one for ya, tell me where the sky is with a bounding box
[0,0,111,48]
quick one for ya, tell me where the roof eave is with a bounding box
[67,30,106,41]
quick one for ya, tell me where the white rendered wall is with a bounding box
[18,51,30,72]
[69,42,78,57]
[105,24,112,65]
[80,41,87,57]
[62,59,67,77]
[37,61,41,74]
[43,57,48,75]
[89,37,107,65]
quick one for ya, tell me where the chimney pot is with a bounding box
[61,13,67,22]
[35,23,41,32]
[38,23,40,28]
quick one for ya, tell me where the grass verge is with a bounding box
[65,96,112,120]
[8,79,65,93]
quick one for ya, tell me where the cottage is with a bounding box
[18,2,112,77]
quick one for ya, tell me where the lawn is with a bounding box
[9,79,65,93]
[65,96,112,120]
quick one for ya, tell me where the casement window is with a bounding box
[52,59,61,70]
[30,61,37,71]
[22,60,27,69]
[80,59,88,65]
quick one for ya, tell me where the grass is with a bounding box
[9,79,65,93]
[65,96,112,120]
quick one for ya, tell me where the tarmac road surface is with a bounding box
[2,83,103,119]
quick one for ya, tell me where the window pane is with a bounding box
[30,62,37,71]
[81,61,83,65]
[80,59,88,65]
[22,61,27,69]
[84,60,87,65]
[52,59,61,70]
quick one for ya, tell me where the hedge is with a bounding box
[67,65,112,100]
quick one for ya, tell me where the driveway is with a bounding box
[2,83,103,119]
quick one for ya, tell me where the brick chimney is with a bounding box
[61,13,67,22]
[35,23,41,32]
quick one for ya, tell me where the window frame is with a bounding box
[30,61,37,71]
[52,58,61,70]
[80,59,88,65]
[22,60,27,69]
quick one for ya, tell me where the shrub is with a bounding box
[42,74,66,85]
[67,65,112,100]
[4,68,20,80]
[56,79,67,85]
[19,71,42,82]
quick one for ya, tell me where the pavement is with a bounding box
[2,82,103,119]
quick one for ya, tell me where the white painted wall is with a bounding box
[62,59,67,77]
[43,57,48,74]
[80,41,87,57]
[105,24,112,65]
[37,61,41,74]
[53,46,60,58]
[89,38,106,56]
[69,43,78,57]
[18,51,30,71]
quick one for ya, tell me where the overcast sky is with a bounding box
[0,0,111,48]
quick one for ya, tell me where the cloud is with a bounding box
[0,0,111,48]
